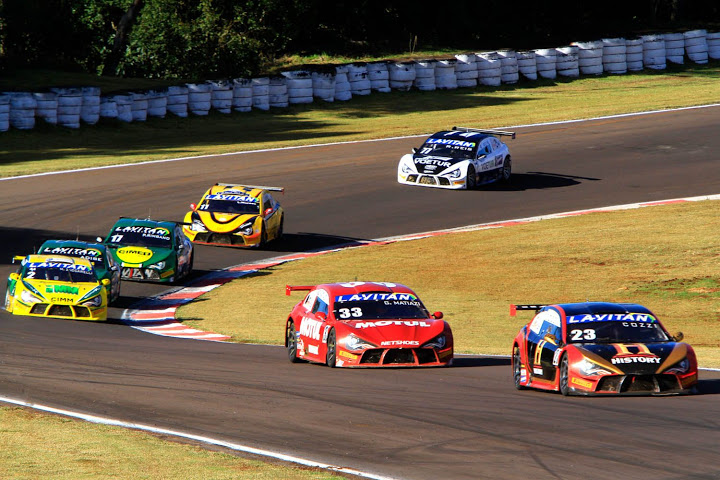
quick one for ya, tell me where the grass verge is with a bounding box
[1,62,719,178]
[178,200,720,367]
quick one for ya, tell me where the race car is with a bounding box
[102,217,193,283]
[183,183,284,248]
[38,239,121,304]
[4,254,109,321]
[511,302,698,396]
[284,281,453,367]
[397,126,515,189]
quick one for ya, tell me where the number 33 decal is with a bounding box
[338,307,362,318]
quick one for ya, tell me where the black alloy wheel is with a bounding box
[559,355,570,396]
[326,328,337,368]
[466,165,477,190]
[287,321,301,363]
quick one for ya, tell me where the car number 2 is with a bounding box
[338,307,362,318]
[570,329,596,341]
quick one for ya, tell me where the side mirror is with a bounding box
[190,203,197,211]
[672,331,684,342]
[412,147,418,153]
[432,311,443,319]
[96,237,103,243]
[9,272,19,281]
[316,311,327,321]
[264,207,273,217]
[101,278,111,286]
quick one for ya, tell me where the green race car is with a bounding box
[38,239,122,304]
[102,218,194,283]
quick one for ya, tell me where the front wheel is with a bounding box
[559,355,570,396]
[286,321,302,363]
[466,165,477,190]
[326,328,337,368]
[512,345,526,390]
[276,215,284,240]
[500,156,512,183]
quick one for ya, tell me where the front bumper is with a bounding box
[336,346,453,368]
[189,231,261,248]
[120,266,175,282]
[398,173,466,189]
[12,301,106,321]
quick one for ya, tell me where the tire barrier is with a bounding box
[232,79,252,113]
[684,29,708,64]
[476,52,502,86]
[388,61,416,91]
[435,59,458,90]
[166,85,189,117]
[4,29,720,133]
[210,80,233,114]
[516,51,537,80]
[413,60,436,91]
[642,34,666,70]
[602,38,627,74]
[33,91,58,125]
[534,48,557,79]
[664,32,685,64]
[454,54,477,88]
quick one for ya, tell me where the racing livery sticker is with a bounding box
[116,247,154,264]
[567,313,656,324]
[354,320,432,329]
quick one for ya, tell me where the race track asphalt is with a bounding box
[1,107,720,480]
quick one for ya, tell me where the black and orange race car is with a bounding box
[183,183,284,247]
[511,302,698,395]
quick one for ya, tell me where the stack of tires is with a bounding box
[334,65,353,101]
[312,71,336,101]
[146,90,168,118]
[388,62,416,91]
[516,51,537,80]
[497,50,519,84]
[534,48,557,79]
[664,32,685,64]
[625,39,644,71]
[602,38,627,74]
[283,71,314,104]
[572,41,603,75]
[7,92,36,130]
[684,29,708,64]
[33,91,58,125]
[434,59,458,90]
[232,79,253,113]
[269,76,289,108]
[166,85,189,117]
[131,92,148,122]
[413,60,436,91]
[81,87,101,125]
[476,52,502,86]
[556,46,579,77]
[347,64,371,96]
[642,34,666,70]
[367,62,391,93]
[707,32,720,60]
[0,94,10,132]
[210,80,233,113]
[252,77,270,110]
[454,54,477,88]
[52,88,83,128]
[186,83,212,115]
[112,94,133,122]
[99,96,118,120]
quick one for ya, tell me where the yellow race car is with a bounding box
[183,183,284,247]
[4,254,109,321]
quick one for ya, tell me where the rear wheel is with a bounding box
[276,215,284,240]
[286,321,301,363]
[259,225,267,247]
[466,165,477,190]
[500,156,512,183]
[326,328,337,367]
[512,345,526,390]
[559,355,570,396]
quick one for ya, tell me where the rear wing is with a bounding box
[452,126,516,140]
[216,183,285,193]
[286,285,314,296]
[510,304,547,316]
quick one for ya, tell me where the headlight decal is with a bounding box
[422,334,446,349]
[344,334,377,351]
[78,286,102,304]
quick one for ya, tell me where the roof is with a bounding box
[40,239,107,250]
[112,217,177,229]
[24,254,93,268]
[553,302,654,317]
[430,130,491,142]
[317,282,416,297]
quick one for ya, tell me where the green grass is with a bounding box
[1,62,719,178]
[178,200,720,367]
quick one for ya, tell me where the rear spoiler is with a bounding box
[286,285,314,296]
[452,126,516,139]
[510,304,547,316]
[216,183,285,193]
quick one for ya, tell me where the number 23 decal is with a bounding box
[338,307,362,318]
[570,329,596,341]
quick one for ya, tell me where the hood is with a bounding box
[196,211,258,233]
[22,279,102,305]
[576,342,689,375]
[109,246,173,267]
[345,318,446,348]
[411,154,462,174]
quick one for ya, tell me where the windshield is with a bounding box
[39,246,105,268]
[107,226,172,248]
[200,193,260,214]
[566,317,670,344]
[333,292,429,320]
[417,138,477,160]
[24,263,96,283]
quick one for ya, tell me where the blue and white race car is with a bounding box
[397,126,515,189]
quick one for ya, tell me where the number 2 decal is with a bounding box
[570,329,596,341]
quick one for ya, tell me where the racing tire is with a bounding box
[559,355,570,396]
[466,165,477,190]
[512,345,526,390]
[326,328,337,368]
[286,321,302,363]
[277,215,284,240]
[500,156,512,183]
[4,290,12,312]
[259,225,267,247]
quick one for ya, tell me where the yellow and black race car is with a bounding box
[183,183,284,248]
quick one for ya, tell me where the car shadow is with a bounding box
[696,378,720,395]
[480,171,601,191]
[262,232,373,253]
[452,356,511,367]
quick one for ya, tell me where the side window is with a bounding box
[483,141,492,154]
[262,194,274,216]
[311,297,329,315]
[492,138,501,149]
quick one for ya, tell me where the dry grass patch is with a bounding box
[179,201,720,367]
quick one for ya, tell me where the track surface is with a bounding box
[2,108,720,480]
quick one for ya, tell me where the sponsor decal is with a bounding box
[116,247,154,264]
[533,367,543,375]
[206,193,257,203]
[45,285,79,295]
[354,320,431,329]
[380,340,419,347]
[299,317,323,340]
[50,297,75,303]
[41,247,102,259]
[335,293,417,302]
[28,262,91,272]
[520,367,527,383]
[611,343,660,364]
[567,313,656,324]
[307,345,319,355]
[553,349,562,366]
[336,359,344,367]
[339,350,358,360]
[572,377,593,389]
[322,326,330,343]
[414,158,452,168]
[426,138,476,148]
[114,226,171,239]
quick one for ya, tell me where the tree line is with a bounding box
[0,0,717,80]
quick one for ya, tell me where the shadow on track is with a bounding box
[452,356,510,367]
[481,171,600,191]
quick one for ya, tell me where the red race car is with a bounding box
[284,282,453,367]
[511,302,698,395]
